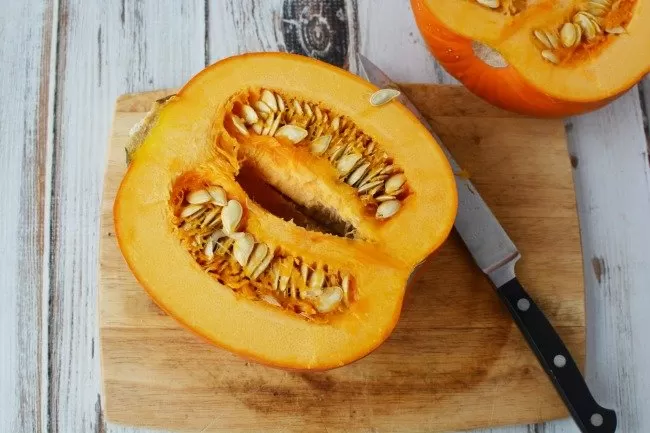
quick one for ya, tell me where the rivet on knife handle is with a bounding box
[497,277,617,433]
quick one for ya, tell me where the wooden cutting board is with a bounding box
[100,84,585,433]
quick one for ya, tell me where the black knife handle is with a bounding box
[497,277,617,432]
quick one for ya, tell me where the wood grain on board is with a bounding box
[100,85,584,433]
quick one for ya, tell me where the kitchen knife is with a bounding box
[356,53,617,433]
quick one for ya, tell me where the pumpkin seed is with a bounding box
[328,144,346,163]
[312,123,325,139]
[544,30,560,49]
[254,100,272,118]
[186,189,212,205]
[201,207,221,228]
[251,121,263,135]
[276,94,285,112]
[292,99,304,116]
[367,183,383,197]
[541,50,560,64]
[272,269,280,291]
[308,267,325,289]
[301,288,323,299]
[260,294,282,307]
[375,194,397,202]
[245,243,268,276]
[336,153,362,176]
[261,113,275,135]
[384,173,406,194]
[359,165,383,186]
[180,204,203,218]
[606,26,626,34]
[233,233,254,266]
[303,102,313,118]
[279,264,291,294]
[207,185,228,206]
[310,135,332,155]
[261,90,278,112]
[358,179,383,194]
[586,2,608,16]
[204,229,227,258]
[207,214,222,229]
[229,231,248,241]
[573,12,601,41]
[342,274,350,305]
[314,287,343,313]
[204,237,215,258]
[376,200,401,219]
[268,115,281,136]
[231,115,249,136]
[560,23,581,47]
[274,125,308,143]
[290,276,298,299]
[534,30,555,49]
[250,247,274,280]
[476,0,500,8]
[346,162,370,186]
[369,88,401,106]
[241,105,259,124]
[330,116,340,131]
[221,200,243,235]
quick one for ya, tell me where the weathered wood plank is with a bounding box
[48,1,205,432]
[559,88,650,433]
[207,0,360,71]
[0,1,54,432]
[529,86,650,433]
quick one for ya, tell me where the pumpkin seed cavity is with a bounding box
[472,0,634,64]
[235,165,354,238]
[226,89,409,222]
[532,0,635,65]
[171,179,355,321]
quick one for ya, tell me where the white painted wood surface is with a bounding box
[0,1,53,433]
[1,1,648,432]
[48,2,204,432]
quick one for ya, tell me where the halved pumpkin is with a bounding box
[114,52,457,370]
[411,0,650,116]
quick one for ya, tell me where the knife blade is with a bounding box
[356,54,617,433]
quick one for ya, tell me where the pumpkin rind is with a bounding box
[114,53,457,370]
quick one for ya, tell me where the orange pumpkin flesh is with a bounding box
[411,0,650,116]
[114,53,457,370]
